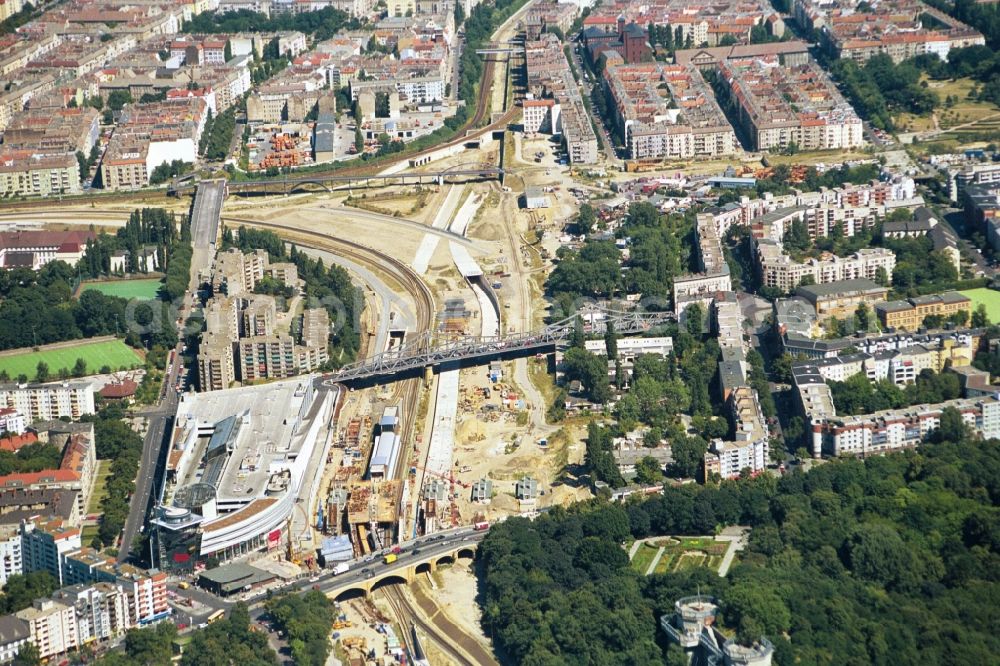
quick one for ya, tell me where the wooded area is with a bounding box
[480,434,1000,664]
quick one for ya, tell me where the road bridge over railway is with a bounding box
[323,542,479,600]
[170,167,503,197]
[326,309,675,386]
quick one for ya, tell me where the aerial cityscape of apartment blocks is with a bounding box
[603,61,737,160]
[718,52,863,152]
[583,0,785,49]
[794,0,984,63]
[524,33,598,164]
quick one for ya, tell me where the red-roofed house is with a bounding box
[0,230,95,269]
[0,432,35,452]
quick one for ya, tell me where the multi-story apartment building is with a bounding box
[238,335,298,381]
[756,239,896,292]
[212,248,268,296]
[875,292,972,331]
[20,520,81,586]
[0,381,95,423]
[0,615,30,663]
[3,107,100,156]
[604,62,737,160]
[673,213,733,317]
[795,0,984,63]
[704,434,768,479]
[49,583,131,644]
[242,296,277,337]
[795,278,888,319]
[100,98,207,191]
[15,599,78,661]
[524,34,598,164]
[718,53,863,152]
[0,151,80,197]
[0,0,23,22]
[198,333,237,392]
[819,396,1000,456]
[0,525,22,587]
[523,98,558,134]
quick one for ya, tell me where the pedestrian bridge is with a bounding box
[326,308,675,386]
[324,543,478,600]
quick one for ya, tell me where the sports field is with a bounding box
[0,339,143,379]
[960,288,1000,323]
[81,278,162,300]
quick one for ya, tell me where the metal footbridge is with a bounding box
[326,308,674,385]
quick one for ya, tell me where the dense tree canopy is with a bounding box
[265,591,335,666]
[547,202,694,305]
[481,434,1000,664]
[829,369,962,415]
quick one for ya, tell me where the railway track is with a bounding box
[381,584,476,666]
[225,215,434,548]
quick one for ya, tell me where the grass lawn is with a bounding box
[0,339,143,379]
[629,544,659,574]
[81,278,162,300]
[82,525,99,546]
[87,460,111,515]
[960,288,1000,322]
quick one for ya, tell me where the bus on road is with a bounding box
[207,610,225,625]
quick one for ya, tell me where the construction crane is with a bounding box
[412,463,470,489]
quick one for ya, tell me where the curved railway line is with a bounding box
[227,216,432,549]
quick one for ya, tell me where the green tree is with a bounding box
[354,124,364,152]
[12,643,40,666]
[0,572,58,614]
[634,456,664,485]
[604,320,618,360]
[34,361,49,382]
[855,302,872,331]
[106,89,133,112]
[972,303,990,327]
[576,203,596,235]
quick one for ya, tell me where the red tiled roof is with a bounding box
[99,379,138,399]
[0,230,94,251]
[0,469,79,487]
[0,433,37,453]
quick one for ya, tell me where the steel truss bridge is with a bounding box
[326,308,675,386]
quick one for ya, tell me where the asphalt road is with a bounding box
[191,180,225,250]
[119,180,224,563]
[118,356,180,563]
[170,527,488,617]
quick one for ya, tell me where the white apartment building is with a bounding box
[0,528,21,587]
[756,240,896,292]
[0,409,25,435]
[523,98,558,134]
[20,521,81,586]
[15,599,78,661]
[0,382,96,423]
[819,397,1000,457]
[704,437,768,479]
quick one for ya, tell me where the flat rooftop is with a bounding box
[172,379,314,506]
